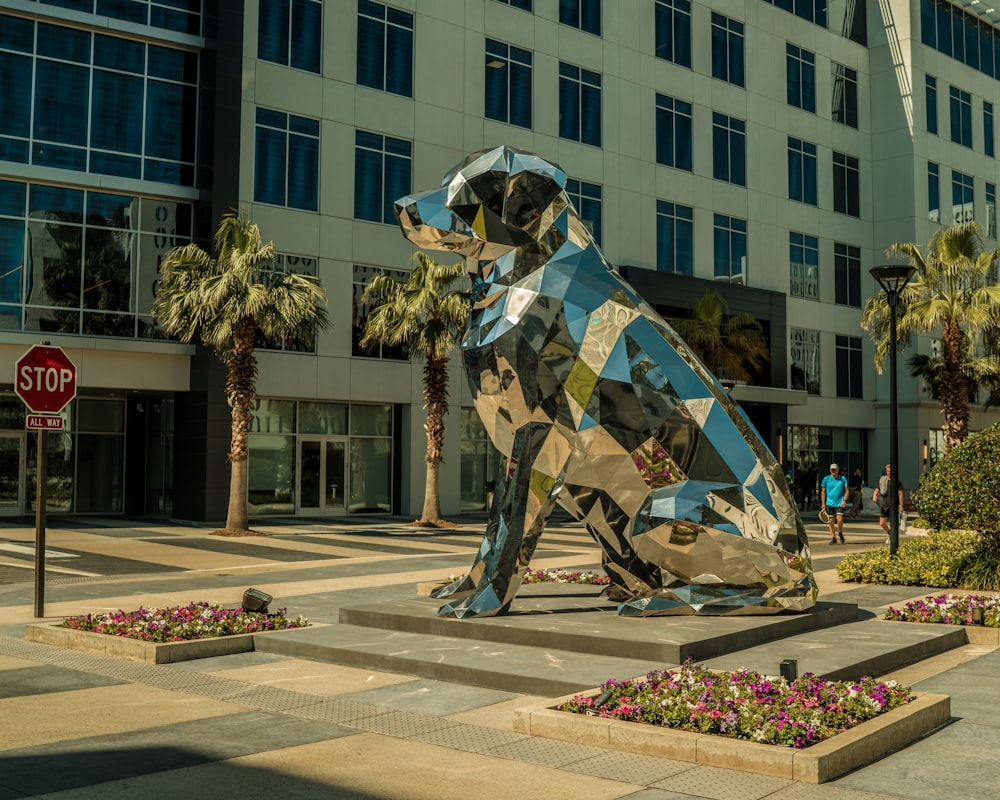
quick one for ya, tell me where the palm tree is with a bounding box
[360,252,470,527]
[153,211,330,533]
[669,290,769,384]
[862,221,1000,451]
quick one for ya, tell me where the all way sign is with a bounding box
[26,415,64,431]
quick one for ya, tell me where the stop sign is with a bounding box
[15,345,77,414]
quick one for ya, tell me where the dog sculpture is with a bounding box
[395,146,817,618]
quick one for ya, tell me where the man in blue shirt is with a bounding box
[820,463,849,544]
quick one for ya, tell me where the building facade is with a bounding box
[0,0,998,521]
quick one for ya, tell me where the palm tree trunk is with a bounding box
[940,319,969,451]
[225,320,258,531]
[419,355,449,525]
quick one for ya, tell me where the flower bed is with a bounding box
[557,661,912,749]
[444,568,611,586]
[884,593,1000,627]
[61,602,309,642]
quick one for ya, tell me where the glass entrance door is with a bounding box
[297,437,347,515]
[0,434,24,515]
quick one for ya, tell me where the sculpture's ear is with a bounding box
[505,170,564,229]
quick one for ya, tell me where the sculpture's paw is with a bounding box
[430,574,476,599]
[437,586,509,619]
[601,584,638,602]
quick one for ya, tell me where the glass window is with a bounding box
[834,242,861,307]
[836,335,863,398]
[352,264,409,358]
[356,0,413,97]
[565,178,602,246]
[952,169,974,224]
[711,13,744,87]
[654,0,691,67]
[832,64,858,128]
[258,0,322,73]
[789,232,818,299]
[256,253,319,352]
[759,0,828,27]
[250,399,296,433]
[925,75,938,134]
[987,182,996,238]
[351,404,393,436]
[928,162,940,222]
[353,130,412,223]
[656,200,693,275]
[655,94,692,171]
[485,39,532,129]
[559,0,600,34]
[558,62,601,146]
[350,437,391,512]
[833,152,860,217]
[791,328,820,394]
[712,112,745,186]
[788,137,818,205]
[248,433,295,515]
[950,85,973,147]
[496,0,532,8]
[786,44,815,112]
[299,402,348,435]
[0,16,198,186]
[460,407,499,511]
[254,107,319,211]
[985,101,995,157]
[713,214,746,283]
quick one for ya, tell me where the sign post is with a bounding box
[14,345,77,618]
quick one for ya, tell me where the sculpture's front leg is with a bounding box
[438,423,560,618]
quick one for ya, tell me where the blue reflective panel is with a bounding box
[90,151,141,180]
[509,60,531,128]
[92,71,144,154]
[384,136,410,157]
[97,0,147,25]
[385,20,413,96]
[94,35,145,74]
[0,180,26,216]
[803,60,815,111]
[291,0,321,73]
[921,0,935,46]
[145,81,196,161]
[383,152,411,223]
[559,75,578,139]
[0,14,34,53]
[255,127,287,205]
[34,62,89,146]
[0,218,24,303]
[30,184,83,217]
[289,114,319,136]
[788,142,802,200]
[354,146,382,221]
[149,6,199,34]
[288,133,318,211]
[581,83,601,145]
[38,23,91,64]
[582,0,601,34]
[355,129,382,149]
[87,192,135,227]
[356,13,384,90]
[485,47,509,122]
[39,0,93,11]
[0,53,32,139]
[259,0,291,65]
[257,107,287,128]
[148,46,198,83]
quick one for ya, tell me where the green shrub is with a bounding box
[836,529,980,587]
[914,423,1000,533]
[956,532,1000,590]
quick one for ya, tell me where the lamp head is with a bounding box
[870,264,917,295]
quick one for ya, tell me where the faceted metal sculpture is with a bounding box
[395,145,817,618]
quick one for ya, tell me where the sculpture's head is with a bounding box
[394,146,577,266]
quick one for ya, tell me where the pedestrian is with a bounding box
[848,468,864,517]
[873,463,905,545]
[820,463,849,544]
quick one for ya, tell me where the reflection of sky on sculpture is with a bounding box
[396,145,816,617]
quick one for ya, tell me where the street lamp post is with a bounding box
[870,265,917,555]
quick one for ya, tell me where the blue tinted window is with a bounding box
[655,94,692,171]
[922,0,1000,81]
[925,75,938,134]
[559,63,601,146]
[37,23,90,63]
[258,0,290,65]
[832,64,858,127]
[255,107,320,211]
[92,72,143,154]
[559,0,600,35]
[952,169,974,223]
[713,214,747,282]
[833,152,860,217]
[835,335,863,398]
[258,0,322,73]
[94,35,144,73]
[148,46,198,82]
[712,113,745,186]
[357,0,413,97]
[0,53,32,140]
[654,0,691,67]
[834,242,861,307]
[496,0,532,8]
[786,44,815,112]
[711,13,744,87]
[0,180,26,216]
[566,178,602,246]
[656,200,693,274]
[0,218,24,304]
[0,14,33,52]
[789,231,819,300]
[485,39,532,128]
[354,130,411,223]
[145,81,196,162]
[950,85,972,147]
[34,61,89,147]
[928,162,940,221]
[985,101,994,157]
[788,137,817,205]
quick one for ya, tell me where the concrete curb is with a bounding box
[24,622,314,664]
[513,690,951,784]
[881,618,1000,646]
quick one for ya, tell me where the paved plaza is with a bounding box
[0,512,997,799]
